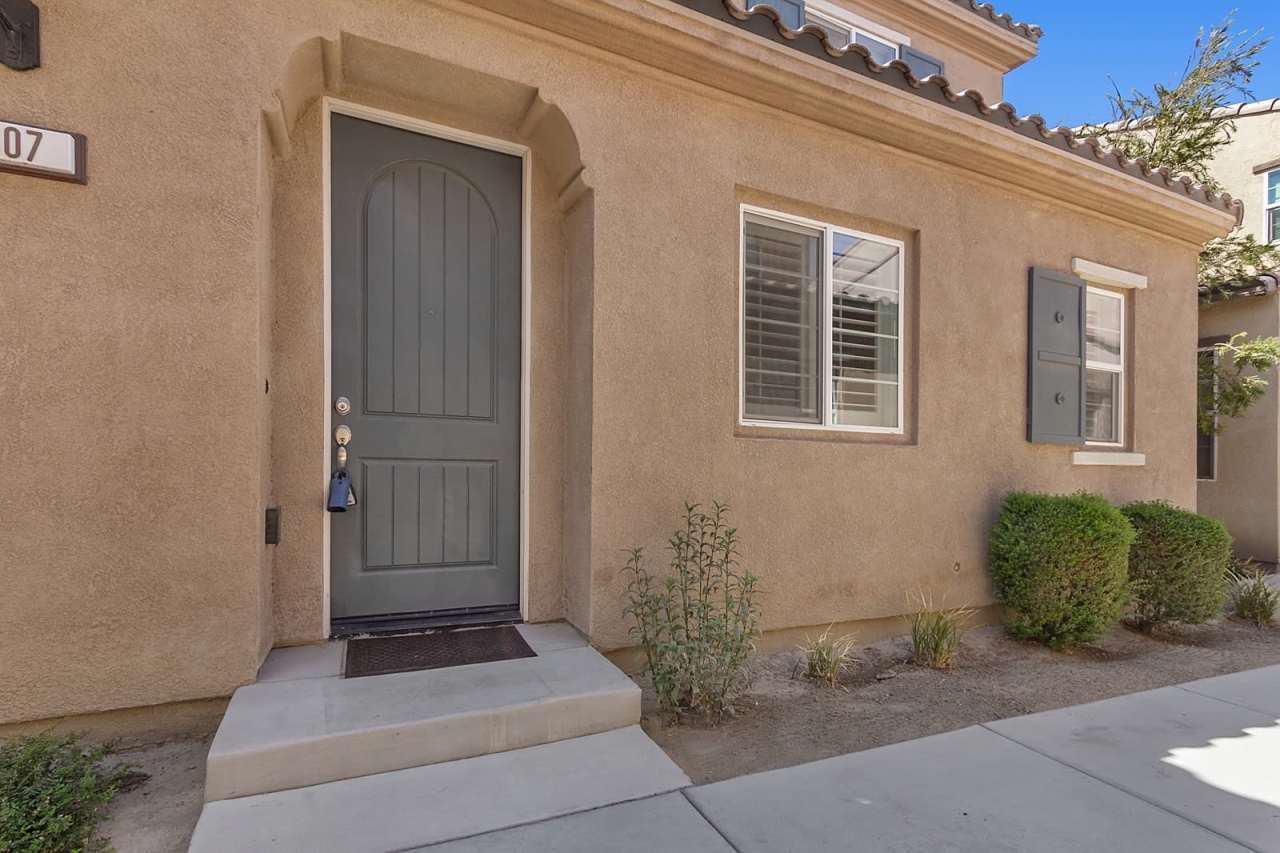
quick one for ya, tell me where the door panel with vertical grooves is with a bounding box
[360,460,497,569]
[363,166,497,420]
[330,114,521,621]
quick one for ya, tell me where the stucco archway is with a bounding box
[263,33,595,646]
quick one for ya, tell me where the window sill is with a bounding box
[736,422,914,446]
[1072,451,1146,467]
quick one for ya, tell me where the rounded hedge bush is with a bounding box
[989,491,1134,649]
[1120,501,1231,629]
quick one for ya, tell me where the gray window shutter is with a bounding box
[1027,268,1087,445]
[748,0,805,30]
[900,46,945,79]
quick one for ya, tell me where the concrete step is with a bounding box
[189,726,690,853]
[204,624,639,801]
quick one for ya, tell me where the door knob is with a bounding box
[335,425,352,468]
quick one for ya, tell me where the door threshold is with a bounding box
[331,607,522,639]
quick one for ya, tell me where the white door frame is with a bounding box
[320,97,532,635]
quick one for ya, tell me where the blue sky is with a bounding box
[1003,2,1280,128]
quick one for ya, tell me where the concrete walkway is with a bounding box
[413,665,1280,853]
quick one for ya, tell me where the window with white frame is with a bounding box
[741,207,904,433]
[1084,287,1125,444]
[803,1,905,65]
[1267,168,1279,243]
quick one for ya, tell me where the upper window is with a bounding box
[741,207,904,433]
[1084,287,1125,445]
[802,1,906,65]
[1266,169,1279,244]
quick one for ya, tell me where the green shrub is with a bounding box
[1227,560,1279,627]
[623,502,760,718]
[0,733,136,853]
[1120,501,1231,628]
[988,492,1134,649]
[798,626,858,687]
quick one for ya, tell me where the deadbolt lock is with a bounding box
[334,396,352,416]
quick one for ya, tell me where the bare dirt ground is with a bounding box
[642,619,1280,784]
[102,737,209,853]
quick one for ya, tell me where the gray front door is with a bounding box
[329,114,522,625]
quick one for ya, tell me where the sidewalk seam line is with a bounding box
[1173,684,1280,718]
[389,787,690,852]
[979,724,1262,853]
[681,788,747,852]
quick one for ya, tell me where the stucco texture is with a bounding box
[0,0,1221,723]
[1198,296,1280,562]
[1206,109,1280,244]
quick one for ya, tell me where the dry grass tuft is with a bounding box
[798,625,859,687]
[908,591,974,669]
[1227,561,1278,627]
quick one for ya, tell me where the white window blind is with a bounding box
[743,215,821,423]
[831,233,900,428]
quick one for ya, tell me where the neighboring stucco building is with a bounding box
[1197,100,1280,562]
[1,0,1239,731]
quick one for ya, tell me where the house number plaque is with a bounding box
[0,118,86,183]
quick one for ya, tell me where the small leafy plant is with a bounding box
[623,502,760,718]
[0,733,138,853]
[798,626,858,687]
[1227,561,1279,627]
[908,592,973,669]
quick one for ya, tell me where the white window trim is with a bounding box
[804,0,909,53]
[1197,345,1219,482]
[1072,451,1146,467]
[1084,286,1125,448]
[1071,258,1147,290]
[738,203,906,435]
[1266,168,1279,244]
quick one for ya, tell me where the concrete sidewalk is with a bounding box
[420,664,1280,852]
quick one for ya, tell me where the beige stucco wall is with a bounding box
[1,1,271,723]
[1208,109,1280,243]
[1,0,1213,724]
[1198,296,1280,562]
[1197,107,1280,562]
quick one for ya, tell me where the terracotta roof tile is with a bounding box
[948,0,1041,42]
[689,0,1243,222]
[1101,98,1280,132]
[1213,98,1280,119]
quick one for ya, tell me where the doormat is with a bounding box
[344,626,536,679]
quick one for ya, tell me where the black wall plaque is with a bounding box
[0,1,39,71]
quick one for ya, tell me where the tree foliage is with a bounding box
[1199,231,1280,293]
[1199,333,1280,434]
[1079,17,1267,189]
[1080,16,1280,431]
[1078,17,1278,289]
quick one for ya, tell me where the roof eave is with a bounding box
[462,0,1241,243]
[857,0,1038,71]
